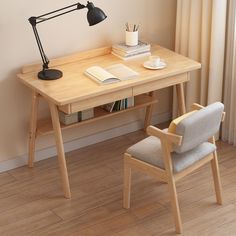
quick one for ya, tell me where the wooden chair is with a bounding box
[123,102,225,234]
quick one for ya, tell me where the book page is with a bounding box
[85,66,117,82]
[105,64,139,81]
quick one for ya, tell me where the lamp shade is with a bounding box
[87,2,107,26]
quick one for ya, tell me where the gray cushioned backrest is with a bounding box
[174,102,224,153]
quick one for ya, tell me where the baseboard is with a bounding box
[0,112,171,173]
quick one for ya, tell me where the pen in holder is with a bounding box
[125,23,139,46]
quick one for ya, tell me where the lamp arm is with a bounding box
[37,8,82,24]
[32,3,86,24]
[32,25,49,70]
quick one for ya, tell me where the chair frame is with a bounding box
[123,103,225,234]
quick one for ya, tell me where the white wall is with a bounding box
[0,0,176,164]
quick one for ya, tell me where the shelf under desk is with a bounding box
[37,94,158,136]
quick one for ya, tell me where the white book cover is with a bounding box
[112,48,150,57]
[111,51,151,61]
[127,97,134,107]
[85,64,139,85]
[112,41,150,53]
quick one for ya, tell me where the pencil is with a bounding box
[126,22,131,32]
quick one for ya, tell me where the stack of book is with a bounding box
[102,97,135,112]
[112,41,151,60]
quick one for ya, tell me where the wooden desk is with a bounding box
[17,45,201,198]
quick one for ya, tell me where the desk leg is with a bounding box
[144,92,155,130]
[28,91,39,168]
[49,102,71,199]
[176,83,186,115]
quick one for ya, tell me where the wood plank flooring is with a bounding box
[1,126,236,236]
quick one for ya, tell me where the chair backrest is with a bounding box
[173,102,224,153]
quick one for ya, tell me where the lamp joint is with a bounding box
[29,17,37,26]
[77,3,86,10]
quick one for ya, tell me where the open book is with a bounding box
[84,64,139,85]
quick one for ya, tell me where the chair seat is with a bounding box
[126,136,216,173]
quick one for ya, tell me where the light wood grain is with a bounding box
[28,91,39,167]
[123,153,132,209]
[0,128,235,235]
[49,102,71,199]
[22,46,112,74]
[124,155,168,182]
[17,45,201,106]
[146,125,182,146]
[209,136,223,205]
[161,138,183,234]
[132,73,189,97]
[176,83,186,115]
[174,154,214,182]
[144,92,155,129]
[69,88,132,114]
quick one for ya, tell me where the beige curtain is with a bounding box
[222,0,236,145]
[174,0,227,115]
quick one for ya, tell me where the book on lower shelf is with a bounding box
[59,111,79,125]
[84,63,139,85]
[112,41,151,60]
[79,108,94,121]
[102,97,135,112]
[59,108,95,125]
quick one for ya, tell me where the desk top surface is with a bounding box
[17,45,201,106]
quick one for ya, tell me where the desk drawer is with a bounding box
[133,73,189,96]
[59,88,132,114]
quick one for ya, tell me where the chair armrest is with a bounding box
[146,126,166,139]
[221,112,226,122]
[146,126,182,146]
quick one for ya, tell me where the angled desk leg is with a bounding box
[176,83,186,115]
[28,91,39,168]
[49,101,71,199]
[144,91,155,129]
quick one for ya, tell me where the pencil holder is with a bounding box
[125,30,138,46]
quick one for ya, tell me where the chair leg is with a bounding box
[167,178,183,234]
[123,156,132,209]
[211,151,223,205]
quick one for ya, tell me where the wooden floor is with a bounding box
[1,126,236,236]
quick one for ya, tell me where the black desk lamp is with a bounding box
[29,1,107,80]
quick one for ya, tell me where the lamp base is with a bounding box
[38,69,63,80]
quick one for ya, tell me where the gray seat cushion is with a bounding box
[126,136,216,173]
